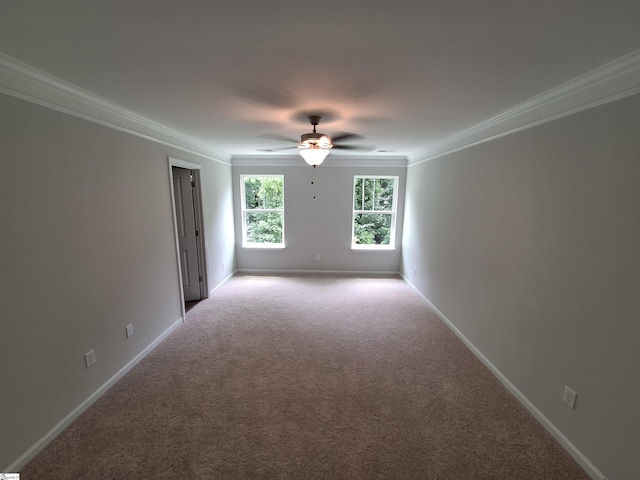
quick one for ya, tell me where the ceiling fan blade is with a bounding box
[330,132,364,143]
[256,146,298,152]
[232,84,300,109]
[332,144,376,152]
[352,115,393,126]
[257,133,299,143]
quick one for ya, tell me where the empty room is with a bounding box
[1,2,639,479]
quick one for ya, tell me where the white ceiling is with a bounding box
[1,1,640,161]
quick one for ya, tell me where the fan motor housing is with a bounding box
[299,132,332,148]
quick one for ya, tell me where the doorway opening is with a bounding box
[169,158,208,319]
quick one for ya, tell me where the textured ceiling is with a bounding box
[1,1,640,160]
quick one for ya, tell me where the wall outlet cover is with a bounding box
[84,349,96,368]
[563,385,577,409]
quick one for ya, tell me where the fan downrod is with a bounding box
[308,115,321,132]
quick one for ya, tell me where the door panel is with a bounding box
[172,167,201,301]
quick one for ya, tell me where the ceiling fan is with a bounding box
[258,115,372,166]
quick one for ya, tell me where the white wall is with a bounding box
[401,93,640,480]
[232,160,406,273]
[192,161,237,290]
[0,93,235,470]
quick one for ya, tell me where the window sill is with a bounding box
[351,245,396,251]
[241,244,286,250]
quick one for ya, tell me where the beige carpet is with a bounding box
[22,274,589,479]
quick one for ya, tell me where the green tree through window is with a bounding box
[352,176,398,248]
[241,175,284,246]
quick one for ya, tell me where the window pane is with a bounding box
[363,178,374,210]
[353,213,392,245]
[263,176,284,209]
[244,177,263,209]
[354,177,363,210]
[246,212,283,243]
[374,178,394,211]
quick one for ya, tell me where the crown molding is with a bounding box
[0,52,232,164]
[6,47,638,169]
[408,49,640,165]
[231,155,407,168]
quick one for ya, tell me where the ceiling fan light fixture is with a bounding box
[299,144,331,166]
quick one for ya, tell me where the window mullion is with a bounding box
[373,179,377,212]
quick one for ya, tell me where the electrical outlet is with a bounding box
[562,385,577,409]
[125,323,134,339]
[414,266,418,275]
[221,262,224,270]
[84,349,96,368]
[316,254,321,261]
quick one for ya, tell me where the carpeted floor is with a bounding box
[21,274,590,479]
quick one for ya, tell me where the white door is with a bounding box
[172,167,201,301]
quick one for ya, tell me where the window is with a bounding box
[352,176,398,249]
[241,175,284,247]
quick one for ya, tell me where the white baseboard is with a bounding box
[209,270,237,296]
[236,268,400,277]
[5,317,184,473]
[400,274,608,480]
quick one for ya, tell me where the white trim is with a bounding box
[209,270,237,296]
[4,317,184,473]
[232,155,408,168]
[400,274,608,480]
[168,160,188,322]
[236,268,400,276]
[408,49,640,165]
[0,52,231,164]
[168,157,203,170]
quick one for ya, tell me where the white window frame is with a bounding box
[351,175,399,250]
[240,174,285,248]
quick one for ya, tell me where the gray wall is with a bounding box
[193,161,236,291]
[401,93,640,480]
[232,161,406,273]
[0,93,235,469]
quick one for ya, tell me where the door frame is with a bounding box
[168,157,209,321]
